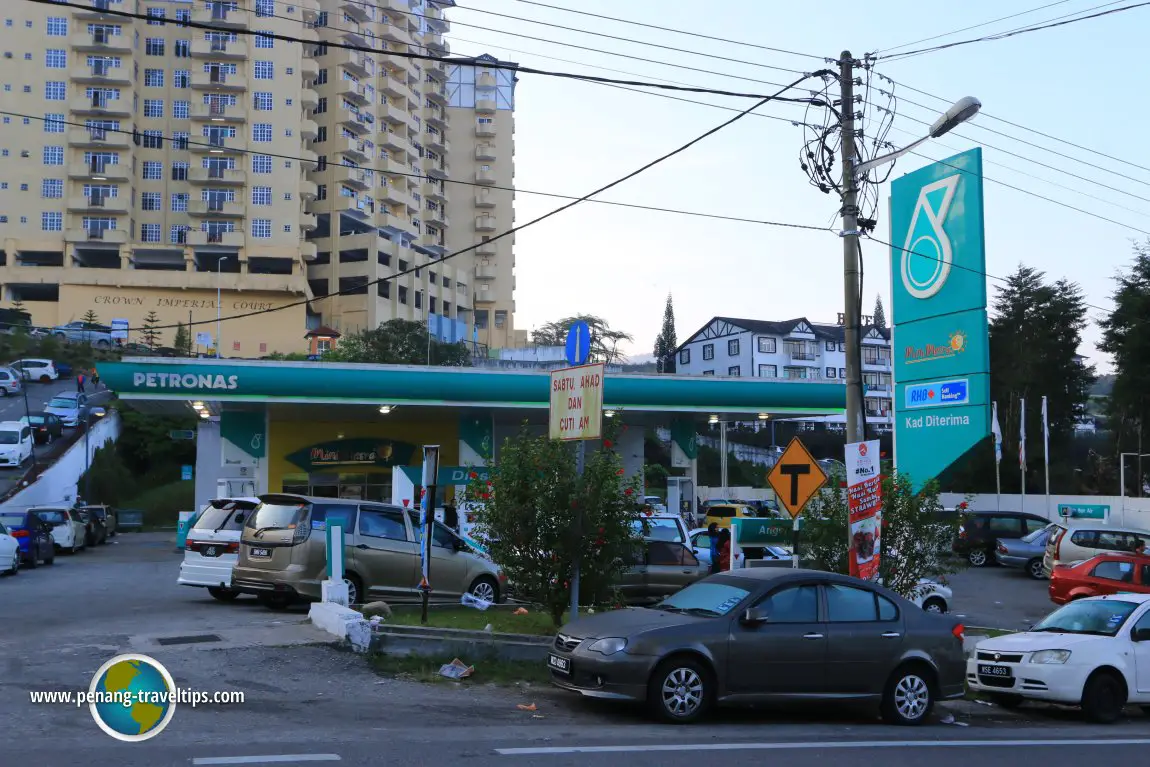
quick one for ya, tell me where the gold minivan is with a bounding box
[231,494,505,608]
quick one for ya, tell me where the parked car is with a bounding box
[642,496,668,513]
[630,514,690,544]
[953,510,1049,567]
[1044,523,1150,576]
[1048,553,1150,604]
[909,579,953,614]
[966,594,1150,722]
[44,392,90,427]
[687,527,790,568]
[20,412,63,445]
[74,506,107,547]
[0,420,34,467]
[32,507,86,554]
[231,494,505,609]
[0,367,22,397]
[0,520,21,575]
[9,358,59,383]
[0,510,55,568]
[996,524,1057,580]
[80,504,116,537]
[52,321,115,348]
[617,539,708,603]
[704,503,758,530]
[547,568,967,724]
[53,361,73,378]
[178,497,260,601]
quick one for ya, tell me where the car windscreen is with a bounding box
[48,397,76,409]
[655,581,751,617]
[1031,599,1139,637]
[0,513,25,528]
[708,506,736,518]
[194,503,251,532]
[0,430,20,445]
[245,501,309,531]
[34,510,69,525]
[631,518,683,542]
[26,415,45,425]
[86,508,107,520]
[1021,526,1052,544]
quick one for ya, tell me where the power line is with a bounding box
[27,0,801,101]
[877,1,1150,61]
[511,0,826,61]
[875,0,1075,55]
[22,72,830,334]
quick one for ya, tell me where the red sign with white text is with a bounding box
[846,440,882,581]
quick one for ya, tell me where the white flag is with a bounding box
[1019,398,1027,470]
[1041,396,1050,468]
[991,401,1002,463]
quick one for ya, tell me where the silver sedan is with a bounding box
[995,525,1054,579]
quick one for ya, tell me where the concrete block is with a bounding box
[321,579,350,606]
[347,619,373,653]
[308,601,362,639]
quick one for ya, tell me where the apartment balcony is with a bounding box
[71,0,118,20]
[69,31,131,53]
[864,384,892,397]
[300,58,320,82]
[477,242,497,257]
[299,150,319,171]
[187,230,245,248]
[300,88,319,109]
[300,120,319,139]
[425,108,447,129]
[335,49,373,79]
[425,82,448,104]
[300,180,319,200]
[475,265,497,280]
[67,127,130,149]
[191,3,250,29]
[300,213,318,231]
[69,62,131,85]
[335,166,373,191]
[427,161,449,181]
[474,144,497,161]
[68,161,130,181]
[425,208,448,228]
[190,103,246,123]
[475,98,497,113]
[378,156,410,177]
[340,0,373,22]
[338,81,373,107]
[474,192,496,208]
[191,38,249,60]
[381,22,413,48]
[300,242,318,262]
[67,195,129,214]
[788,349,819,364]
[381,185,413,208]
[863,357,892,370]
[382,77,416,106]
[477,72,498,89]
[475,215,497,232]
[191,71,249,91]
[475,170,496,186]
[189,167,247,185]
[338,111,373,136]
[319,196,376,219]
[426,61,448,81]
[475,123,496,138]
[69,96,130,118]
[381,54,414,79]
[190,136,247,155]
[423,182,447,202]
[380,130,413,154]
[427,38,449,56]
[65,227,128,245]
[190,200,245,218]
[334,136,370,163]
[378,101,411,126]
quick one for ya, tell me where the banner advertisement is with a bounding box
[846,440,882,581]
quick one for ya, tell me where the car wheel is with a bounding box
[258,593,292,610]
[922,597,947,615]
[968,549,989,567]
[6,549,19,575]
[208,587,240,602]
[1026,558,1046,580]
[96,340,110,349]
[55,333,67,342]
[39,375,50,384]
[647,656,713,724]
[24,548,37,569]
[990,693,1025,709]
[44,545,54,565]
[0,388,7,398]
[469,575,499,603]
[344,574,363,606]
[880,664,935,725]
[1081,670,1126,724]
[69,540,79,555]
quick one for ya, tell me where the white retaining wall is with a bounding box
[4,411,121,509]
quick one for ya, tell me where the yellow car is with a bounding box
[704,504,756,530]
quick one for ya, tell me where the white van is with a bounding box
[177,497,260,601]
[1043,523,1150,576]
[0,420,34,467]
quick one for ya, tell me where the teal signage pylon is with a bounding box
[889,148,991,490]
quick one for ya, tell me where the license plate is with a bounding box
[548,654,570,674]
[201,545,219,558]
[249,547,270,558]
[978,664,1012,677]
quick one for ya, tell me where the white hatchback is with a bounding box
[32,507,86,554]
[967,594,1150,722]
[0,421,33,467]
[178,497,260,601]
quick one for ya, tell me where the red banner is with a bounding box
[846,440,882,581]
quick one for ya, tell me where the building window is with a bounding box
[702,343,714,361]
[728,366,741,377]
[41,179,63,198]
[45,49,67,68]
[826,340,835,351]
[141,192,161,210]
[679,348,690,365]
[145,37,165,56]
[44,114,65,133]
[170,225,187,244]
[140,223,161,242]
[172,132,190,149]
[252,186,271,205]
[142,130,163,149]
[174,70,190,89]
[42,146,64,165]
[255,30,274,48]
[702,370,715,376]
[171,193,188,211]
[41,212,63,231]
[143,99,164,118]
[252,155,272,173]
[758,364,777,378]
[172,101,190,119]
[728,338,740,356]
[145,7,166,25]
[839,368,847,378]
[826,367,837,378]
[144,69,164,87]
[174,39,190,58]
[253,91,273,111]
[47,17,68,36]
[45,81,66,100]
[142,161,162,179]
[255,0,275,17]
[757,337,776,354]
[251,219,272,238]
[252,123,272,142]
[253,61,274,80]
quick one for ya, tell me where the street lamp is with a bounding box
[838,63,981,444]
[1119,452,1150,499]
[215,255,233,358]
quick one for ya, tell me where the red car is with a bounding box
[1048,553,1150,604]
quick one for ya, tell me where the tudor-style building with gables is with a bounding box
[674,316,894,430]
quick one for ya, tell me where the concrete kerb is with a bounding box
[368,623,552,663]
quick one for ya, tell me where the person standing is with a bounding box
[91,367,100,390]
[443,503,459,533]
[707,522,720,574]
[717,528,732,572]
[76,371,86,393]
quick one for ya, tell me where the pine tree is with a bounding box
[141,311,161,349]
[872,295,887,328]
[1099,241,1150,475]
[11,299,25,314]
[652,294,678,373]
[173,322,191,357]
[81,309,100,325]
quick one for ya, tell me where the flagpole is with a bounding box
[1042,396,1051,517]
[1019,398,1027,514]
[992,401,1002,512]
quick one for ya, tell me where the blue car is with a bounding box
[53,361,73,378]
[0,509,55,567]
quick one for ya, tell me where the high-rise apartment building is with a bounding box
[0,0,523,355]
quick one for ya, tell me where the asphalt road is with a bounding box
[944,559,1058,630]
[0,379,111,496]
[1,534,1146,767]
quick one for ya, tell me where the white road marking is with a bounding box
[496,738,1150,756]
[192,756,341,765]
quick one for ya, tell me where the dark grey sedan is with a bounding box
[995,525,1054,580]
[547,568,967,725]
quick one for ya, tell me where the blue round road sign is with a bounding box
[565,321,591,366]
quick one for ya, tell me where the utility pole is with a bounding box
[838,51,864,445]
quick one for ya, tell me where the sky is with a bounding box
[441,0,1148,370]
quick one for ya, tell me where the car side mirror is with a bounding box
[1132,627,1150,642]
[740,608,768,626]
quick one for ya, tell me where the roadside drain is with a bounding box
[155,634,223,646]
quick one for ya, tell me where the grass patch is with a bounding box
[368,652,551,686]
[385,606,558,636]
[122,480,195,529]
